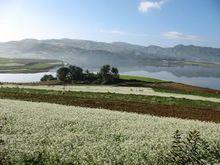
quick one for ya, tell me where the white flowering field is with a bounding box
[1,99,220,164]
[2,84,220,102]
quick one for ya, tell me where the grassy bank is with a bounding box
[120,75,166,83]
[119,75,220,99]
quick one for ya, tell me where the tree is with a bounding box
[57,67,71,82]
[111,67,119,79]
[99,65,111,84]
[40,74,55,82]
[84,69,97,82]
[98,65,119,84]
[69,65,84,81]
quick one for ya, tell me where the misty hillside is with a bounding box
[0,39,220,68]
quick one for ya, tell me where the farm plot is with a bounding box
[1,86,220,122]
[2,84,220,103]
[1,99,220,164]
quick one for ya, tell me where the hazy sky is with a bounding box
[0,0,220,47]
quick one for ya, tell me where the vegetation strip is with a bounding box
[3,84,220,103]
[151,84,220,99]
[0,87,220,122]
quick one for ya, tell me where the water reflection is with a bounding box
[0,72,56,83]
[0,65,220,90]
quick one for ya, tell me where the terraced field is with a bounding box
[1,99,220,164]
[3,84,220,103]
[1,86,220,122]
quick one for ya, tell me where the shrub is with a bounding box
[166,130,220,164]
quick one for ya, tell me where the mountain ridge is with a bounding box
[0,39,220,68]
[3,38,220,49]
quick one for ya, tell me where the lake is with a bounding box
[0,65,220,90]
[120,65,220,90]
[0,72,56,83]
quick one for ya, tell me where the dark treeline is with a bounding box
[41,65,119,84]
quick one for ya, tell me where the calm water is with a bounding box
[122,70,220,90]
[0,66,220,90]
[0,72,56,83]
[120,65,220,90]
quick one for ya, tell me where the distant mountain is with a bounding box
[0,39,220,68]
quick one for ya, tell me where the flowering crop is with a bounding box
[2,84,220,103]
[1,99,220,164]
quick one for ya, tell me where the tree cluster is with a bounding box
[40,74,56,82]
[41,65,119,84]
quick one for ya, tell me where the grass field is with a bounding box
[1,99,220,164]
[117,74,220,99]
[119,75,220,99]
[120,75,166,83]
[0,58,62,73]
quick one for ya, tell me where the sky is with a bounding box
[0,0,220,47]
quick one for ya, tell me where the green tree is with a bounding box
[57,67,71,82]
[69,65,84,81]
[40,74,55,82]
[99,65,111,84]
[111,67,119,79]
[98,65,119,84]
[84,69,97,82]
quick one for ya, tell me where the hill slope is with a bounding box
[0,39,220,68]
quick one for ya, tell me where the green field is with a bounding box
[120,75,166,83]
[0,58,63,73]
[119,75,220,99]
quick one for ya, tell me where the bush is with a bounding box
[165,130,220,164]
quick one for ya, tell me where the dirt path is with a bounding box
[2,84,220,103]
